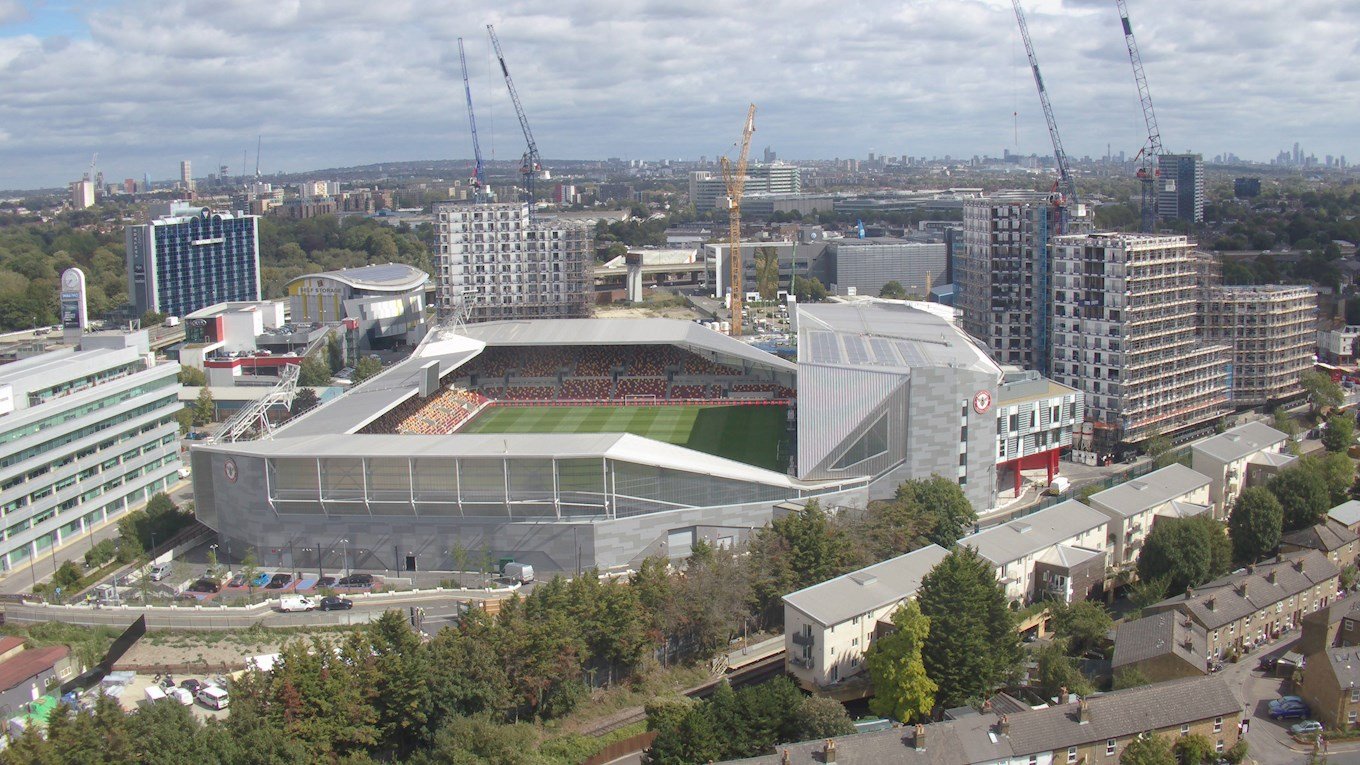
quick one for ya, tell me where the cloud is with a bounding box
[0,0,28,26]
[0,0,1356,189]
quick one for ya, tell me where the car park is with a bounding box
[226,575,246,588]
[338,574,374,587]
[316,576,336,588]
[1290,720,1324,735]
[319,596,353,611]
[197,686,229,710]
[250,573,272,588]
[266,573,293,589]
[180,679,202,695]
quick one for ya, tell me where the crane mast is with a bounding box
[487,25,542,214]
[1012,0,1077,208]
[1115,0,1164,232]
[719,104,756,338]
[457,37,486,200]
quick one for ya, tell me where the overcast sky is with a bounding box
[1,0,1356,190]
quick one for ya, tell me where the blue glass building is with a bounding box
[126,208,260,318]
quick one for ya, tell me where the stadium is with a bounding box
[191,302,1076,574]
[191,318,870,574]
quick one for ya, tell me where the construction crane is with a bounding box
[1012,0,1077,208]
[720,104,756,338]
[255,135,262,178]
[487,25,542,213]
[457,37,486,200]
[1115,0,1164,232]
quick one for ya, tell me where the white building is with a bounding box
[959,500,1109,605]
[0,332,183,571]
[69,180,94,209]
[1190,421,1293,515]
[1087,463,1212,568]
[1050,233,1230,450]
[434,202,592,323]
[783,544,948,694]
[690,164,801,211]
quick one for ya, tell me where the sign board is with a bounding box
[59,267,88,330]
[0,384,12,416]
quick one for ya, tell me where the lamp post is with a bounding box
[339,539,349,579]
[208,543,219,578]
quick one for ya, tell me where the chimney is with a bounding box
[1059,686,1070,705]
[998,715,1011,736]
[1294,559,1306,572]
[1267,571,1277,584]
[983,699,993,713]
[824,739,837,764]
[1237,581,1248,597]
[1186,586,1194,598]
[781,750,791,765]
[1078,699,1092,724]
[1206,596,1216,611]
[914,723,927,751]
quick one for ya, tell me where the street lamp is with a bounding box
[208,544,219,577]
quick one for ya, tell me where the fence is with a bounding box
[582,731,658,765]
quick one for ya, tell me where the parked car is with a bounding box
[318,596,353,611]
[316,576,336,588]
[226,575,246,588]
[1258,656,1279,672]
[278,596,317,613]
[1270,696,1305,709]
[179,679,202,695]
[1290,720,1324,735]
[197,686,229,710]
[250,573,272,588]
[338,574,374,587]
[148,563,172,582]
[266,573,293,589]
[188,579,221,594]
[1269,702,1310,720]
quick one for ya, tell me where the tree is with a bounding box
[177,366,206,386]
[191,386,214,426]
[1034,642,1093,699]
[1301,370,1344,417]
[895,476,977,548]
[1120,733,1176,765]
[754,246,779,300]
[290,387,319,417]
[1173,733,1217,765]
[1112,666,1152,690]
[1323,411,1355,452]
[880,280,908,299]
[354,356,382,384]
[1137,516,1230,595]
[865,602,936,723]
[299,356,333,386]
[916,546,1021,708]
[647,704,723,765]
[326,335,345,373]
[1143,431,1177,468]
[1267,463,1332,530]
[791,695,856,740]
[1050,601,1112,656]
[174,407,194,435]
[1228,487,1284,565]
[1312,450,1358,507]
[241,548,260,601]
[793,275,827,302]
[746,500,856,626]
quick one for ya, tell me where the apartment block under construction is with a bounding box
[434,202,592,322]
[1050,233,1230,449]
[1200,284,1317,407]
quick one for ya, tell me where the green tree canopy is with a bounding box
[865,601,936,723]
[298,356,332,387]
[879,280,907,299]
[1120,732,1176,765]
[191,386,214,426]
[1322,411,1355,452]
[916,546,1021,708]
[1227,487,1284,565]
[1301,369,1344,417]
[1267,462,1333,530]
[897,476,977,548]
[1136,516,1231,595]
[354,356,383,383]
[177,366,206,386]
[1050,600,1113,656]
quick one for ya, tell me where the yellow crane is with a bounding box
[720,104,756,337]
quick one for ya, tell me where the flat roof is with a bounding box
[783,544,948,627]
[1088,464,1212,518]
[284,263,429,293]
[798,300,999,376]
[1330,500,1360,528]
[1192,421,1288,463]
[961,500,1107,567]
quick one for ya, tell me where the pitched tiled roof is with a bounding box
[0,646,68,692]
[1147,550,1339,630]
[1112,611,1207,671]
[1282,520,1358,553]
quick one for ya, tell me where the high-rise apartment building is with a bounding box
[434,202,592,322]
[1050,233,1229,448]
[0,332,182,572]
[957,192,1069,373]
[125,208,261,319]
[1200,285,1316,407]
[179,160,194,192]
[69,180,94,209]
[1158,153,1204,223]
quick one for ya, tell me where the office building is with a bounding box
[1200,285,1316,407]
[958,192,1078,373]
[0,331,182,572]
[1050,233,1230,449]
[1158,153,1205,223]
[69,180,94,209]
[690,163,801,211]
[434,202,592,322]
[125,208,261,319]
[829,239,946,298]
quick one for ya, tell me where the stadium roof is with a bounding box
[284,263,429,293]
[201,431,855,490]
[797,300,1000,377]
[457,319,795,372]
[783,544,948,627]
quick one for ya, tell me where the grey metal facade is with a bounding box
[830,240,947,299]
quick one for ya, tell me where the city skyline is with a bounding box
[0,0,1357,189]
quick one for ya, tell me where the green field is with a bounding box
[460,404,788,471]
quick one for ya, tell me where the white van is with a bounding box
[277,596,316,613]
[148,563,172,582]
[197,685,229,710]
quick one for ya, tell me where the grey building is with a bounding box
[434,202,592,322]
[125,207,261,318]
[796,301,1002,512]
[1199,284,1316,407]
[829,238,947,298]
[690,164,801,211]
[0,331,183,571]
[707,240,834,299]
[1158,153,1205,224]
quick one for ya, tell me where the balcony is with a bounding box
[791,632,815,648]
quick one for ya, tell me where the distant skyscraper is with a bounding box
[125,208,260,318]
[763,146,776,163]
[180,160,194,192]
[69,179,94,209]
[1293,142,1301,165]
[1157,153,1204,224]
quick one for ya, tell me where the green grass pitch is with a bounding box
[460,404,788,471]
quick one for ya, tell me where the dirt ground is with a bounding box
[115,629,338,670]
[593,303,703,321]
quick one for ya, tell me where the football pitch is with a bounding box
[460,404,788,471]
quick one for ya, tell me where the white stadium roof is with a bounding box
[797,301,1000,376]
